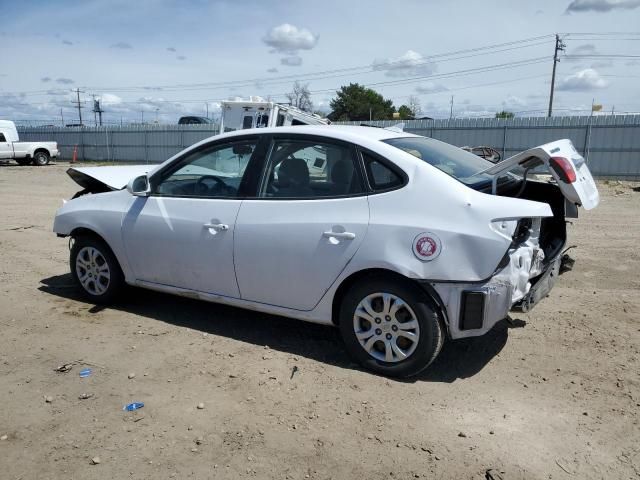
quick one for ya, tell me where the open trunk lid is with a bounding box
[479,139,600,210]
[67,165,152,191]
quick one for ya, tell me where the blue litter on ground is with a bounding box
[79,368,92,378]
[123,402,144,411]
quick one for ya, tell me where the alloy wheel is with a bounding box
[75,246,111,296]
[352,292,420,363]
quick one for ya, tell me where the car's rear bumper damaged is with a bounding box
[428,246,563,340]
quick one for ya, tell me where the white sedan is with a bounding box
[54,125,599,377]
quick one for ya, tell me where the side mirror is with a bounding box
[126,175,150,197]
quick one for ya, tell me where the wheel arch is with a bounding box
[33,147,50,156]
[330,268,449,330]
[70,227,123,270]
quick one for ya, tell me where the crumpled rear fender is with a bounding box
[357,165,553,283]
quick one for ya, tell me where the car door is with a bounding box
[0,132,12,159]
[121,136,264,297]
[234,135,369,311]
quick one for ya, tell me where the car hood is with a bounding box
[67,165,153,191]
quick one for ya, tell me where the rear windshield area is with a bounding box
[383,136,494,187]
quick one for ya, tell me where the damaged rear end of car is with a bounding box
[383,136,599,340]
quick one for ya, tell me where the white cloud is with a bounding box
[501,95,528,110]
[98,93,122,105]
[566,0,640,13]
[56,78,74,84]
[373,50,436,78]
[177,55,186,61]
[415,82,448,94]
[167,47,176,52]
[557,68,609,91]
[281,55,302,66]
[62,39,73,46]
[41,77,51,83]
[267,67,278,73]
[263,23,318,54]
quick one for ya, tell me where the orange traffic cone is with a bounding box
[71,145,78,164]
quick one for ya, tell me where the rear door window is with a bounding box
[259,138,364,198]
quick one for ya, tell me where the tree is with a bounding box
[397,105,415,120]
[407,95,422,118]
[286,81,313,112]
[328,83,396,121]
[495,110,515,119]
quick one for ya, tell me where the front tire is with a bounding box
[33,151,50,166]
[339,277,444,378]
[70,236,124,304]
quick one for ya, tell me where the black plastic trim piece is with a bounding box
[459,291,485,330]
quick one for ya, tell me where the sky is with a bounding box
[1,0,639,124]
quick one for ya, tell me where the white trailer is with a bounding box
[219,99,328,134]
[0,120,59,166]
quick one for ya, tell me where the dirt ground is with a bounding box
[0,162,638,480]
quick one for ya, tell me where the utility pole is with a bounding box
[92,95,97,126]
[205,103,209,119]
[547,34,566,117]
[60,108,64,127]
[449,96,454,119]
[92,96,104,126]
[71,88,85,126]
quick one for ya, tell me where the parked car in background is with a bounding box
[178,116,214,125]
[0,120,59,166]
[53,125,599,377]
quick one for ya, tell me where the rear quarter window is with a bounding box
[361,151,405,192]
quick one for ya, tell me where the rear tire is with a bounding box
[339,277,444,378]
[70,236,124,304]
[33,151,50,166]
[15,158,32,166]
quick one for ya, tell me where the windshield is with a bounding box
[383,136,495,186]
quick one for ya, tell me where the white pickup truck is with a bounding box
[0,120,59,166]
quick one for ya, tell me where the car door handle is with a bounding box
[203,223,229,231]
[323,231,356,240]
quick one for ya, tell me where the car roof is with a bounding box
[215,124,419,144]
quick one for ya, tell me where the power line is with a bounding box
[0,35,555,97]
[563,54,640,59]
[2,57,553,109]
